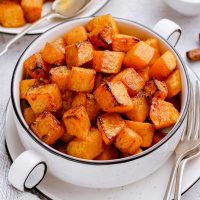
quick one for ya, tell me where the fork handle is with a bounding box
[164,156,183,200]
[0,12,55,57]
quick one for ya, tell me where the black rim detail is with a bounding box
[10,17,190,165]
[167,29,182,47]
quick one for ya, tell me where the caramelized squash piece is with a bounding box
[111,68,145,96]
[65,41,93,67]
[61,130,74,144]
[49,66,70,91]
[136,66,150,82]
[149,50,177,80]
[64,26,88,45]
[23,107,37,125]
[20,79,37,99]
[150,97,179,129]
[124,92,149,122]
[97,113,126,145]
[27,84,62,114]
[31,111,64,145]
[23,53,50,79]
[71,93,100,122]
[93,50,125,74]
[96,146,119,160]
[63,106,91,140]
[68,67,96,92]
[115,128,142,155]
[67,128,104,159]
[126,121,154,147]
[94,81,133,113]
[165,69,181,98]
[123,41,155,70]
[112,34,140,52]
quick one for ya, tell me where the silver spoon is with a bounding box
[0,0,92,56]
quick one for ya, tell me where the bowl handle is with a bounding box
[8,150,47,191]
[153,19,182,47]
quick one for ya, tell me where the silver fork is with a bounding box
[164,80,200,200]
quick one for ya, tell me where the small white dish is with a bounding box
[0,0,109,35]
[165,0,200,16]
[5,67,200,200]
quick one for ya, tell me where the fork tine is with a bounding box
[194,81,200,140]
[185,82,194,140]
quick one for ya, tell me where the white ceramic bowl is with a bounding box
[10,17,190,191]
[165,0,200,16]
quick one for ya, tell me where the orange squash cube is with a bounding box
[111,68,145,96]
[150,97,180,129]
[21,0,43,22]
[126,121,155,147]
[124,92,150,122]
[149,50,177,80]
[66,128,104,159]
[97,113,126,145]
[50,37,66,54]
[31,111,64,145]
[94,81,133,113]
[115,128,142,155]
[63,106,91,140]
[93,50,125,74]
[23,53,50,79]
[68,67,96,92]
[20,79,37,99]
[165,69,182,98]
[95,146,119,160]
[112,34,140,52]
[136,66,150,82]
[64,26,88,45]
[23,107,37,125]
[145,38,161,65]
[72,93,100,122]
[65,41,93,67]
[49,66,70,91]
[27,84,62,114]
[123,41,155,70]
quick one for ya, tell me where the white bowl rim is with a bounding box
[11,17,190,165]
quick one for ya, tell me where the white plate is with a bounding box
[5,67,199,200]
[0,0,109,35]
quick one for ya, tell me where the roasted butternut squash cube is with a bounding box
[86,14,118,33]
[31,111,64,145]
[115,128,142,155]
[112,34,140,52]
[149,50,177,80]
[65,41,93,67]
[95,146,119,160]
[61,90,74,110]
[123,41,155,70]
[111,68,145,96]
[94,81,133,113]
[64,26,88,45]
[23,107,37,125]
[21,0,43,22]
[165,69,182,98]
[124,92,150,122]
[66,128,104,159]
[63,106,91,140]
[0,1,26,27]
[23,53,50,79]
[97,113,126,145]
[125,121,154,147]
[26,84,62,114]
[20,79,37,99]
[49,66,70,91]
[145,38,161,65]
[150,97,180,129]
[152,131,167,145]
[136,66,150,82]
[72,93,100,122]
[93,50,124,74]
[41,42,65,65]
[88,24,114,49]
[50,37,66,54]
[68,67,96,92]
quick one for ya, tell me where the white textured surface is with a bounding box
[0,0,200,199]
